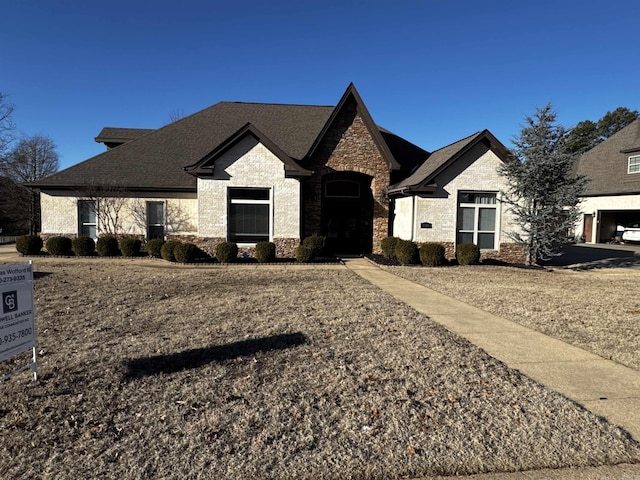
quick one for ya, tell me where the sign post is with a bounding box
[0,262,37,381]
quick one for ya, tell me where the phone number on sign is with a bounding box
[0,275,26,283]
[0,328,32,345]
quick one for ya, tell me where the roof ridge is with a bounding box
[428,131,483,154]
[219,101,334,108]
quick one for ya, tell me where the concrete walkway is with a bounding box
[344,257,640,479]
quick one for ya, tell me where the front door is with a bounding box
[321,173,373,254]
[583,214,593,243]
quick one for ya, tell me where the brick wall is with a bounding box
[304,98,391,253]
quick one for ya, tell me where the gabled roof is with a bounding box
[29,102,334,191]
[184,123,312,177]
[307,83,402,171]
[29,84,429,192]
[388,129,511,195]
[575,118,640,196]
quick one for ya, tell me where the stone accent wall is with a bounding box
[168,235,298,260]
[304,98,391,253]
[420,241,526,264]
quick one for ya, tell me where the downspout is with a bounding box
[411,194,417,242]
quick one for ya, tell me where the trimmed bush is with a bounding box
[215,242,238,263]
[146,238,165,258]
[96,235,120,257]
[160,240,182,262]
[45,236,72,256]
[16,235,43,255]
[420,242,446,266]
[381,236,399,260]
[254,241,276,263]
[395,239,418,265]
[456,243,480,265]
[174,242,198,263]
[295,245,315,263]
[302,233,326,257]
[120,237,142,257]
[72,236,95,256]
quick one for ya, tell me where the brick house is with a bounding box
[573,119,640,243]
[30,84,522,261]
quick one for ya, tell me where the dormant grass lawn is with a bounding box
[1,260,639,479]
[384,264,640,371]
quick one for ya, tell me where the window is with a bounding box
[628,155,640,174]
[457,192,497,249]
[228,188,270,243]
[78,200,97,239]
[325,180,360,198]
[147,201,165,239]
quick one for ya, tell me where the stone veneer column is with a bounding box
[304,99,391,253]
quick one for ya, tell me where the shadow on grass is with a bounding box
[125,332,308,380]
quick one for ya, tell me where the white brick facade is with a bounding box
[40,191,197,237]
[197,136,301,241]
[393,143,517,247]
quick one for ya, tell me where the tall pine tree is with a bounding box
[499,105,587,265]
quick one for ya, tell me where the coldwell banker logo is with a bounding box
[3,291,18,314]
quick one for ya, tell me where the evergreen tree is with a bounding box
[499,105,588,265]
[566,107,638,155]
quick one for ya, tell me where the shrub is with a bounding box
[146,238,165,258]
[295,245,315,263]
[160,240,182,262]
[96,235,120,256]
[16,235,43,255]
[456,243,480,265]
[420,242,446,266]
[381,236,399,260]
[45,236,72,256]
[254,241,276,263]
[395,239,418,265]
[215,242,238,263]
[72,236,95,256]
[174,242,198,263]
[120,237,142,257]
[302,233,326,257]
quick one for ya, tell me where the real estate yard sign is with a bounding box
[0,262,37,381]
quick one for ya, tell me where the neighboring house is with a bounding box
[29,84,523,261]
[574,119,640,243]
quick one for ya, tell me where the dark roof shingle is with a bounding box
[576,119,640,196]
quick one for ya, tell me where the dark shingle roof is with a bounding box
[31,102,335,190]
[94,127,154,145]
[388,129,511,194]
[576,119,640,196]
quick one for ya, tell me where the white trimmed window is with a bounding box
[78,200,97,239]
[228,187,271,243]
[457,192,497,249]
[628,155,640,174]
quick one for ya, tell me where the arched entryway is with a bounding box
[321,172,374,254]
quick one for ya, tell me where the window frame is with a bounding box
[227,187,272,245]
[146,201,166,240]
[628,155,640,174]
[78,200,97,240]
[456,191,498,250]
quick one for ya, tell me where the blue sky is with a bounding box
[2,0,639,170]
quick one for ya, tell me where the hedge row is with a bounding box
[380,237,481,266]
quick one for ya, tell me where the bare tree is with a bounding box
[76,182,130,236]
[167,108,185,124]
[2,135,59,234]
[0,92,16,158]
[129,199,195,238]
